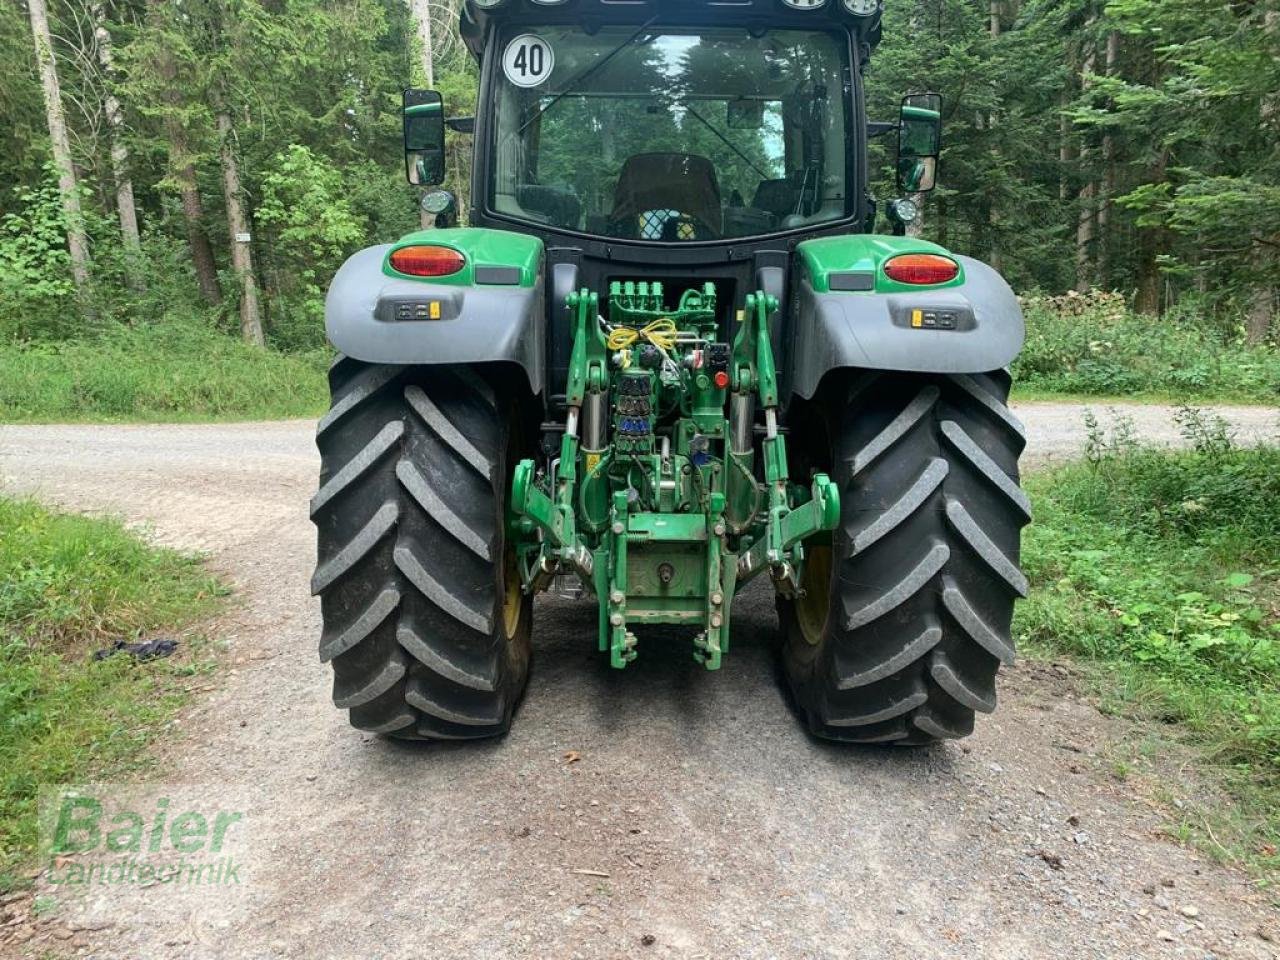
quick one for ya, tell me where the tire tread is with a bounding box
[784,372,1028,744]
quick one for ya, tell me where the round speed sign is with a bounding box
[502,35,555,88]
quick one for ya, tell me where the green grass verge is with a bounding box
[4,292,1277,423]
[1012,386,1280,407]
[1013,290,1280,404]
[1016,413,1280,872]
[0,323,328,423]
[0,497,228,892]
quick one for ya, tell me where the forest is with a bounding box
[0,0,1276,357]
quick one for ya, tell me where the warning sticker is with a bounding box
[503,34,555,88]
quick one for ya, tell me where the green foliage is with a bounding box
[3,0,1276,372]
[1093,0,1280,304]
[0,498,226,891]
[1020,428,1280,865]
[0,175,77,341]
[865,0,1076,291]
[0,1,46,198]
[862,0,1280,329]
[1013,290,1280,401]
[0,321,328,422]
[257,145,366,349]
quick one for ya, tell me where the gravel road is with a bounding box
[1,402,1278,960]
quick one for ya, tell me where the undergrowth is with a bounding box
[0,320,328,423]
[0,497,227,892]
[1018,407,1280,871]
[1013,290,1280,403]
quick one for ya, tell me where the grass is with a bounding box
[0,322,328,423]
[1012,290,1280,404]
[1013,386,1278,406]
[2,289,1277,425]
[1016,409,1280,872]
[0,496,228,892]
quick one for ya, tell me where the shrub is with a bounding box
[1013,290,1280,402]
[0,320,328,422]
[1020,418,1280,856]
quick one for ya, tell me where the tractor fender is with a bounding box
[325,228,547,395]
[786,235,1024,400]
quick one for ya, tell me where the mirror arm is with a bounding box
[867,121,897,139]
[446,117,475,134]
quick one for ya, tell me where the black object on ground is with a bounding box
[92,638,179,662]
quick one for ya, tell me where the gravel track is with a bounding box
[0,402,1277,960]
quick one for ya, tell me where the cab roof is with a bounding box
[459,0,883,61]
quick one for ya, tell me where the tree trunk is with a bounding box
[1074,28,1097,292]
[1096,30,1120,286]
[905,199,925,239]
[987,0,1001,268]
[409,0,436,229]
[217,110,264,347]
[148,0,220,305]
[1246,279,1275,344]
[177,159,222,304]
[410,0,434,86]
[92,1,144,291]
[1059,91,1074,203]
[27,0,91,297]
[1245,6,1278,343]
[1134,148,1169,315]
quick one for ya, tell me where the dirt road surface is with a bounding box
[1,402,1277,960]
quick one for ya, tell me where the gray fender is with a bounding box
[325,245,547,395]
[787,255,1024,399]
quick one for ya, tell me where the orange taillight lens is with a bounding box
[883,253,960,285]
[390,245,466,278]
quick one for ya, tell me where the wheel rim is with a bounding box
[502,545,523,640]
[795,544,833,645]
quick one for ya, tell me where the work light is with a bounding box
[420,189,458,217]
[842,0,879,15]
[886,197,919,225]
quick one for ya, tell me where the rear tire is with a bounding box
[781,371,1029,744]
[311,358,532,740]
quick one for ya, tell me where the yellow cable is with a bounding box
[606,326,639,351]
[606,318,679,353]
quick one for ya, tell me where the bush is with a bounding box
[0,177,78,341]
[0,320,328,422]
[1019,418,1280,863]
[1013,290,1280,402]
[257,145,368,352]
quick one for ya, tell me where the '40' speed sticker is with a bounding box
[502,35,554,88]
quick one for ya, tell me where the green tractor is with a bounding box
[311,0,1030,744]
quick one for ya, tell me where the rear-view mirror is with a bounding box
[897,92,942,193]
[404,89,446,186]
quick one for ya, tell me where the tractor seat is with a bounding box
[517,183,582,228]
[752,177,804,221]
[608,153,723,240]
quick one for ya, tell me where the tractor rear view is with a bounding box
[312,0,1030,744]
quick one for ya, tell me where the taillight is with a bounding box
[883,253,959,285]
[390,245,466,277]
